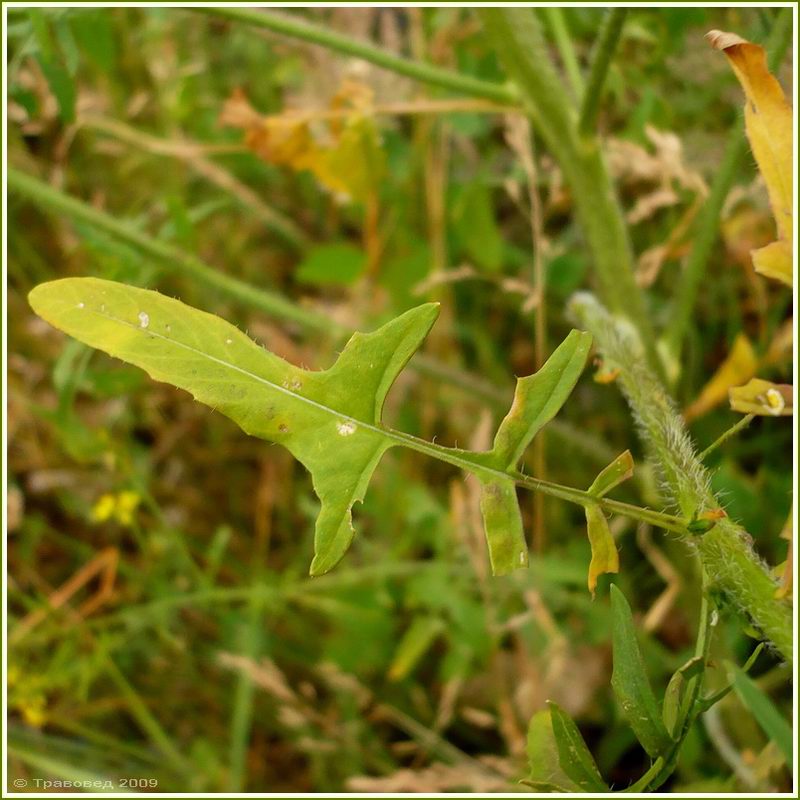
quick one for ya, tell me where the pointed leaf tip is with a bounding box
[491,329,592,468]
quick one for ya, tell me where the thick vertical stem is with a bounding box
[569,293,792,664]
[479,9,661,377]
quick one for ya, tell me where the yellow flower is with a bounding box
[90,491,141,526]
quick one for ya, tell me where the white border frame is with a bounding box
[2,3,796,798]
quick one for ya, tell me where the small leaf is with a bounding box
[728,662,793,769]
[662,655,704,739]
[707,30,792,288]
[684,334,758,421]
[610,585,671,758]
[491,330,593,467]
[729,378,792,416]
[547,702,609,793]
[526,709,580,793]
[29,278,439,576]
[585,504,619,597]
[478,479,528,576]
[475,329,592,576]
[388,616,445,681]
[452,181,504,272]
[588,450,634,498]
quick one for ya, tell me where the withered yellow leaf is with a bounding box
[585,503,619,598]
[707,30,793,287]
[729,378,793,416]
[220,81,385,203]
[684,333,758,421]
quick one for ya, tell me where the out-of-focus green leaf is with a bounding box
[525,709,580,793]
[28,9,75,123]
[296,242,366,286]
[452,181,504,272]
[68,10,117,73]
[548,702,609,792]
[610,585,671,757]
[728,662,793,768]
[388,616,445,681]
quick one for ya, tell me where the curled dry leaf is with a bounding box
[220,80,385,202]
[708,30,793,287]
[729,378,793,417]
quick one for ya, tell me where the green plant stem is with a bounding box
[479,9,662,379]
[570,293,792,665]
[542,8,583,100]
[579,8,627,137]
[80,115,309,252]
[700,414,755,460]
[9,168,324,332]
[195,7,517,105]
[665,7,793,360]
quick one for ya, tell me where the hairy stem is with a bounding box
[569,293,792,664]
[700,414,755,460]
[665,7,793,360]
[195,7,518,105]
[579,8,627,137]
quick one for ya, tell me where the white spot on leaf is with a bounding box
[77,302,85,309]
[337,421,357,436]
[225,338,233,345]
[138,311,150,329]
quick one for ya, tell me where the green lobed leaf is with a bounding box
[490,329,593,467]
[29,277,593,581]
[476,330,591,575]
[29,277,438,576]
[547,702,609,793]
[728,662,793,768]
[610,585,671,758]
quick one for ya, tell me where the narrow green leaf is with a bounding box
[728,662,793,768]
[548,702,609,792]
[585,503,619,597]
[588,450,634,497]
[29,277,438,576]
[610,585,671,757]
[491,329,592,467]
[478,479,528,576]
[388,616,445,681]
[662,655,704,739]
[526,709,580,793]
[69,10,117,73]
[29,10,75,123]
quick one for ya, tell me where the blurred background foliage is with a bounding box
[6,5,793,793]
